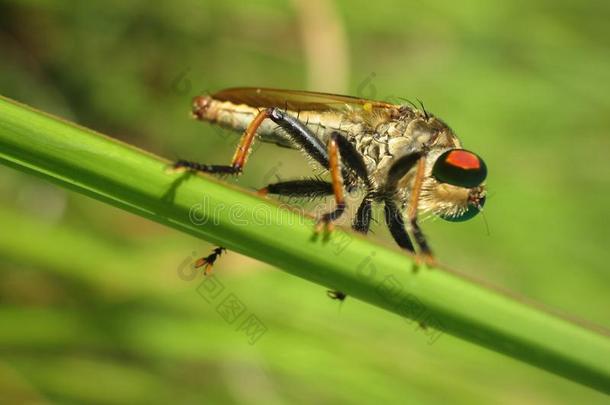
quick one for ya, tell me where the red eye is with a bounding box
[432,149,487,188]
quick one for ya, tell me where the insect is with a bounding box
[327,290,347,301]
[194,247,226,275]
[176,87,487,278]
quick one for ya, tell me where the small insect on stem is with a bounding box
[327,290,347,301]
[177,87,488,300]
[195,247,226,276]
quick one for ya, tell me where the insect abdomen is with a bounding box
[192,96,352,148]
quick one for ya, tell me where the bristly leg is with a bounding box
[410,218,433,263]
[381,150,435,266]
[382,152,421,255]
[173,160,240,174]
[331,132,372,190]
[406,156,435,265]
[352,195,373,234]
[195,247,226,275]
[267,108,329,170]
[258,179,333,199]
[385,152,422,191]
[384,199,415,252]
[315,133,346,233]
[380,152,432,262]
[316,131,371,233]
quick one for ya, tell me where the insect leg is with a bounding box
[174,108,273,174]
[327,290,347,301]
[406,157,434,260]
[258,179,333,199]
[384,198,415,252]
[315,131,373,230]
[315,132,346,232]
[266,108,329,169]
[331,131,372,189]
[382,153,422,253]
[336,133,373,233]
[386,153,422,191]
[352,196,372,233]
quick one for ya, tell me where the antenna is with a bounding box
[480,209,491,236]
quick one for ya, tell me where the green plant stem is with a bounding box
[1,95,609,393]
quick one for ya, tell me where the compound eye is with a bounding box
[441,196,486,222]
[432,149,487,188]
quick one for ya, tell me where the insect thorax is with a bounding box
[346,112,462,193]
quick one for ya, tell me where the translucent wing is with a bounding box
[212,87,399,112]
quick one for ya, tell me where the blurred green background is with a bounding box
[1,0,609,403]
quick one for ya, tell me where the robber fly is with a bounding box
[175,87,487,276]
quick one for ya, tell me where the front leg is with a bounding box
[384,199,415,252]
[352,194,372,234]
[382,153,421,253]
[406,156,434,264]
[382,152,434,264]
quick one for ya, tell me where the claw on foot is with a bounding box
[315,219,335,234]
[413,252,436,271]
